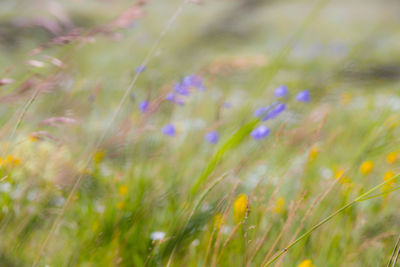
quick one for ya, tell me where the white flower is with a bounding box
[150,231,165,241]
[0,182,11,193]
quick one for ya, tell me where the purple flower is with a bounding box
[296,90,310,102]
[183,74,205,90]
[135,65,146,73]
[205,131,219,144]
[262,103,286,121]
[274,85,288,98]
[166,92,185,105]
[139,100,149,112]
[162,124,176,136]
[251,125,270,140]
[254,106,270,117]
[174,82,190,96]
[166,92,175,101]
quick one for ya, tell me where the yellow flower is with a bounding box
[308,145,319,161]
[6,155,21,166]
[340,92,352,105]
[117,201,125,210]
[93,150,105,163]
[387,152,397,164]
[273,197,285,214]
[118,185,129,196]
[233,194,248,223]
[29,135,38,142]
[298,259,316,267]
[335,169,345,180]
[360,160,373,175]
[214,213,224,229]
[382,171,396,192]
[335,169,352,185]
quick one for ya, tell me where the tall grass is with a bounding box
[0,0,399,266]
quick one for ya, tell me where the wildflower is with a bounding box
[254,106,270,117]
[335,169,346,180]
[382,171,396,192]
[139,100,149,112]
[297,259,316,267]
[183,74,205,90]
[118,185,129,196]
[29,134,38,142]
[274,85,288,98]
[262,103,286,121]
[174,82,190,95]
[117,201,125,210]
[0,182,11,193]
[251,125,270,140]
[6,155,21,166]
[233,194,248,223]
[296,90,310,103]
[205,131,219,144]
[335,169,352,185]
[166,92,175,101]
[214,213,224,229]
[162,124,176,136]
[135,65,146,73]
[0,78,14,86]
[386,152,397,164]
[150,231,166,241]
[340,92,352,105]
[308,145,319,161]
[360,160,373,175]
[273,197,285,214]
[93,150,105,163]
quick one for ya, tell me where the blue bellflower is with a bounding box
[139,100,149,112]
[183,74,205,90]
[135,65,146,73]
[263,103,286,121]
[274,85,288,98]
[251,125,270,140]
[296,90,310,102]
[205,131,219,144]
[162,124,176,136]
[254,106,270,117]
[174,82,190,95]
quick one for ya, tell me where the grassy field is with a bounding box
[1,0,400,266]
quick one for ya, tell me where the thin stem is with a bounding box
[387,234,400,267]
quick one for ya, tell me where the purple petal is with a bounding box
[254,106,270,117]
[251,125,270,140]
[262,103,286,121]
[205,131,219,144]
[166,92,175,101]
[274,85,288,98]
[139,100,149,112]
[135,65,146,73]
[296,90,310,102]
[174,82,190,96]
[162,124,176,136]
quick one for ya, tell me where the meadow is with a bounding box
[0,0,400,266]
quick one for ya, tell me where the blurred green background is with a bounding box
[0,0,400,266]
